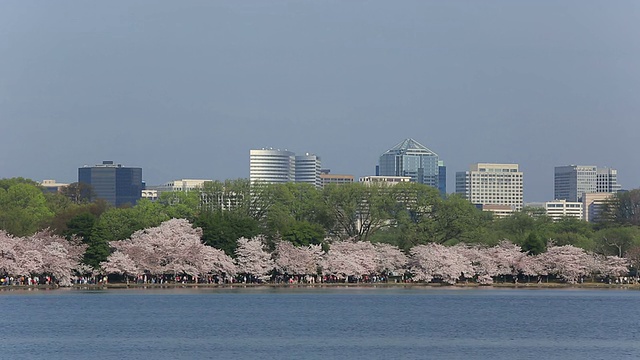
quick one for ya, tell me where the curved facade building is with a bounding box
[250,149,295,184]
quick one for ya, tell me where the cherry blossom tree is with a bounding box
[321,240,376,280]
[453,244,499,284]
[373,243,408,276]
[103,218,236,281]
[598,255,629,279]
[538,244,593,283]
[0,230,87,285]
[274,240,323,276]
[100,251,139,283]
[409,243,473,284]
[0,230,20,276]
[235,235,274,281]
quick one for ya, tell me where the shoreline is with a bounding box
[2,281,640,291]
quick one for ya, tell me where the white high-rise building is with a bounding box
[455,163,524,211]
[250,149,296,184]
[250,148,322,188]
[295,153,322,188]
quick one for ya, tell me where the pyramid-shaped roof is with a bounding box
[384,138,437,156]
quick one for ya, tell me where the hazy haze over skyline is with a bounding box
[1,1,639,202]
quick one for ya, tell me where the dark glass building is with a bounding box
[78,161,142,207]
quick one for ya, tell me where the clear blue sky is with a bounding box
[1,1,639,202]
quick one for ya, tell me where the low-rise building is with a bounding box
[545,200,583,221]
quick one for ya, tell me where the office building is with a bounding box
[250,149,295,184]
[141,189,158,201]
[544,200,583,221]
[295,153,322,188]
[40,180,69,194]
[155,179,212,193]
[78,161,142,207]
[359,176,411,186]
[582,192,615,222]
[597,167,622,193]
[554,165,597,202]
[250,148,322,188]
[456,163,524,211]
[378,138,446,195]
[320,169,354,187]
[554,165,621,202]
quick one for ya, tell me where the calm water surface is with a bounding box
[1,287,639,359]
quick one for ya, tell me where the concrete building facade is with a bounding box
[456,163,524,211]
[545,200,583,221]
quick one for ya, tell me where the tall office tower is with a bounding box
[554,165,620,202]
[249,149,295,184]
[554,165,596,202]
[78,160,142,207]
[455,163,524,211]
[596,167,622,193]
[295,153,322,188]
[378,138,446,195]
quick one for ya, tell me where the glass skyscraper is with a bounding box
[78,161,142,207]
[378,138,445,195]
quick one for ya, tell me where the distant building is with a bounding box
[478,204,516,218]
[544,200,583,221]
[319,169,354,187]
[249,148,322,188]
[141,189,158,201]
[359,176,411,186]
[456,163,524,211]
[554,165,621,202]
[155,179,212,193]
[378,138,446,195]
[78,161,142,207]
[40,179,69,194]
[596,167,622,193]
[250,148,296,184]
[295,153,322,188]
[582,192,615,223]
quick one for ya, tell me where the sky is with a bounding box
[1,1,639,202]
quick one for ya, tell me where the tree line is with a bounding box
[0,218,630,286]
[1,177,640,274]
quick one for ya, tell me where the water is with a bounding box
[1,287,639,359]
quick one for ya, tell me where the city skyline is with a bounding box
[2,1,639,202]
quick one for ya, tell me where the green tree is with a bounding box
[322,182,392,240]
[66,213,109,268]
[594,227,640,257]
[548,217,595,250]
[195,209,260,256]
[0,182,54,236]
[601,189,640,226]
[522,231,546,255]
[157,190,201,220]
[430,194,488,245]
[61,182,96,204]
